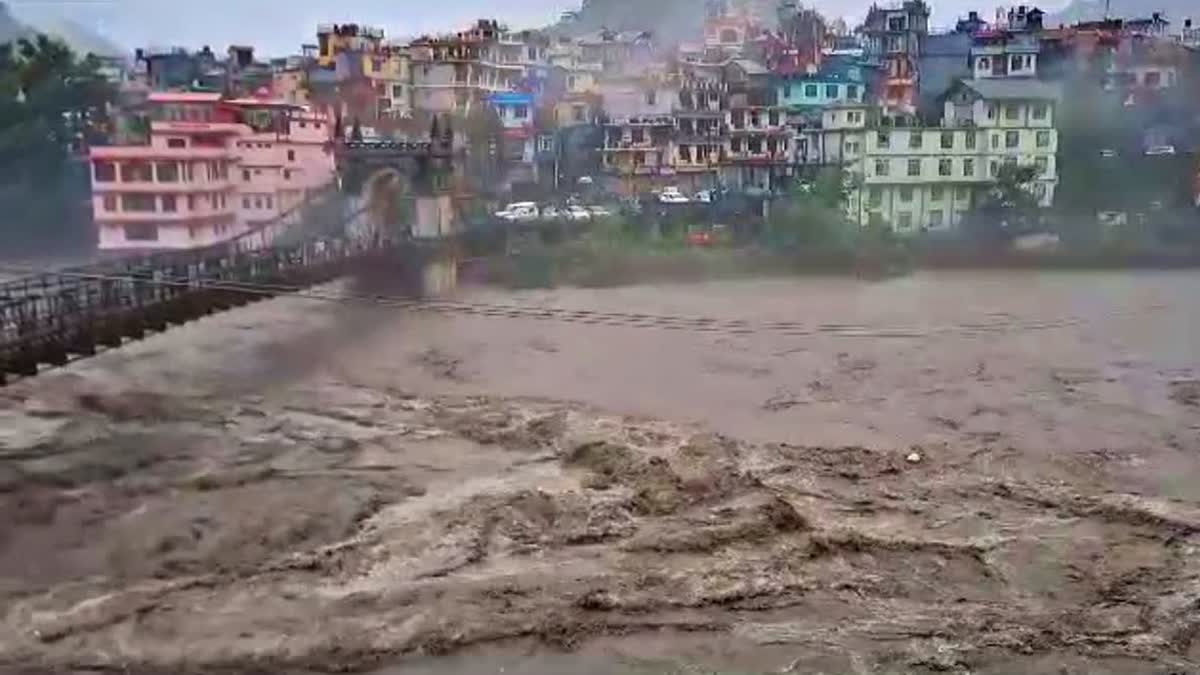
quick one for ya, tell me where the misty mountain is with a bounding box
[555,0,781,43]
[0,1,125,57]
[1050,0,1198,26]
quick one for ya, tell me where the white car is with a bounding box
[566,205,592,221]
[495,202,539,222]
[694,190,714,203]
[658,188,691,204]
[587,205,614,218]
[541,205,564,220]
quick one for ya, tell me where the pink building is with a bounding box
[90,92,336,252]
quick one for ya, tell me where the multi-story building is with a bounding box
[89,93,335,251]
[861,0,930,111]
[836,78,1060,232]
[317,23,385,68]
[722,59,793,196]
[598,75,680,194]
[673,75,727,192]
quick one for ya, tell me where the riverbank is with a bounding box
[471,240,1200,290]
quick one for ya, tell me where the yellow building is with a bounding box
[802,79,1061,233]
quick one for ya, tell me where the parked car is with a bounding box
[540,205,564,220]
[495,202,539,222]
[587,205,614,218]
[694,189,714,203]
[566,205,593,221]
[658,187,691,204]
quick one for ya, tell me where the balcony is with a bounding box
[94,207,237,224]
[91,146,236,161]
[92,179,236,193]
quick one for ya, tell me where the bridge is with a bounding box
[0,135,470,387]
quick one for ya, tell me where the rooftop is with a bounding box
[957,78,1062,101]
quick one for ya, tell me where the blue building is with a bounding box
[775,58,868,111]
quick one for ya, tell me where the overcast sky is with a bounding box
[9,0,1070,57]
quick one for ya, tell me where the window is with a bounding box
[900,186,914,202]
[965,132,977,150]
[1036,130,1051,148]
[573,106,585,122]
[187,195,196,211]
[243,170,251,182]
[283,169,291,180]
[1005,130,1020,148]
[868,186,882,206]
[929,210,944,228]
[1005,156,1018,168]
[243,196,251,209]
[393,84,404,99]
[121,194,156,212]
[731,138,743,152]
[987,104,998,120]
[1005,104,1020,121]
[963,158,975,176]
[782,84,792,98]
[804,84,818,98]
[645,90,657,106]
[94,161,117,182]
[992,133,1001,149]
[514,105,529,119]
[768,110,780,127]
[265,196,273,209]
[989,161,999,177]
[907,159,921,177]
[123,223,158,241]
[287,149,296,162]
[631,128,646,144]
[877,131,890,148]
[1035,156,1048,176]
[1145,70,1161,87]
[847,84,858,99]
[875,159,890,176]
[121,161,153,183]
[909,132,923,149]
[956,186,969,201]
[102,195,117,211]
[156,162,179,182]
[938,158,952,176]
[898,212,913,229]
[1011,54,1023,71]
[931,186,945,202]
[941,131,954,149]
[254,196,264,209]
[979,57,990,71]
[161,195,177,212]
[1031,103,1048,120]
[167,138,186,149]
[825,84,838,99]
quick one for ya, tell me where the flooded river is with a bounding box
[2,271,1199,674]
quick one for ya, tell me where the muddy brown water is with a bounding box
[1,271,1199,674]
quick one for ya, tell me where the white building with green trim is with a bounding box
[801,76,1061,233]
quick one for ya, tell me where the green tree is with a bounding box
[963,164,1040,246]
[1,34,114,254]
[765,167,856,251]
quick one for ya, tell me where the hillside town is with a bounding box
[71,1,1200,251]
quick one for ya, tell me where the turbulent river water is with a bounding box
[2,271,1199,674]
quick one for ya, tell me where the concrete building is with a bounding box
[860,0,930,112]
[89,92,335,252]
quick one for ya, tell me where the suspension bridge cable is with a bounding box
[0,263,1095,339]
